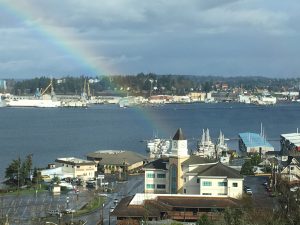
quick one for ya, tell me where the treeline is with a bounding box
[7,74,300,96]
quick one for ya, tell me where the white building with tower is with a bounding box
[144,128,244,199]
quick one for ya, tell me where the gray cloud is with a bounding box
[0,0,298,78]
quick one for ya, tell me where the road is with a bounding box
[244,176,278,208]
[78,174,144,225]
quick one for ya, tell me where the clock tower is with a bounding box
[169,128,190,194]
[171,128,189,157]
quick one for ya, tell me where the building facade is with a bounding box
[55,157,97,180]
[144,129,244,199]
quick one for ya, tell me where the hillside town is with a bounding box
[2,127,300,225]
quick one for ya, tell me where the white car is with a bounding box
[110,207,115,213]
[245,188,253,195]
[64,209,76,214]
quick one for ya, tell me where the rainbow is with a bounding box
[1,1,173,138]
[0,1,116,76]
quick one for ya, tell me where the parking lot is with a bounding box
[0,187,95,225]
[244,176,278,208]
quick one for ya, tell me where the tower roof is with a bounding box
[173,128,185,140]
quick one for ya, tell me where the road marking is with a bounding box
[21,206,27,218]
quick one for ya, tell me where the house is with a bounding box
[280,156,300,184]
[144,128,244,199]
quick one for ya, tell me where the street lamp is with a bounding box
[101,203,104,225]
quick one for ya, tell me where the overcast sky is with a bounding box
[0,0,299,79]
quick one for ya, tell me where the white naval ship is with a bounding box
[6,80,61,108]
[146,138,171,159]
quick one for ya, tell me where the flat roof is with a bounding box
[55,157,96,165]
[281,133,300,138]
[281,133,300,145]
[86,150,146,166]
[239,133,273,148]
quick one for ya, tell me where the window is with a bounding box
[157,174,166,178]
[290,166,294,170]
[157,184,166,189]
[218,182,227,187]
[203,181,212,186]
[218,193,227,195]
[184,189,186,194]
[77,166,80,168]
[184,178,186,183]
[202,193,212,195]
[170,164,178,194]
[232,182,238,187]
[147,173,155,178]
[197,178,200,183]
[146,184,155,189]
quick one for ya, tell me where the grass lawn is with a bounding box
[74,196,105,217]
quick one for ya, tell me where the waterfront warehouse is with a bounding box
[86,150,147,174]
[281,133,300,156]
[238,132,274,154]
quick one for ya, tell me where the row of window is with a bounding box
[202,181,238,187]
[146,184,166,189]
[146,173,166,178]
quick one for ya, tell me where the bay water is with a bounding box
[0,103,299,180]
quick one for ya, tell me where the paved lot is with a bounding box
[0,186,96,225]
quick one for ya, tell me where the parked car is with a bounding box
[245,188,253,195]
[110,206,115,213]
[48,209,60,216]
[63,208,76,214]
[113,198,118,205]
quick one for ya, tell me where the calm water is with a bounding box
[0,103,300,179]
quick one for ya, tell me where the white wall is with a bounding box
[182,176,243,199]
[144,170,168,193]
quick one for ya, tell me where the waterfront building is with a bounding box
[41,157,97,181]
[238,132,274,155]
[280,133,300,156]
[144,129,243,199]
[55,157,97,180]
[86,150,147,174]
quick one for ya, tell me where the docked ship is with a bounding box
[146,137,171,159]
[195,129,216,158]
[6,80,61,108]
[195,129,230,160]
